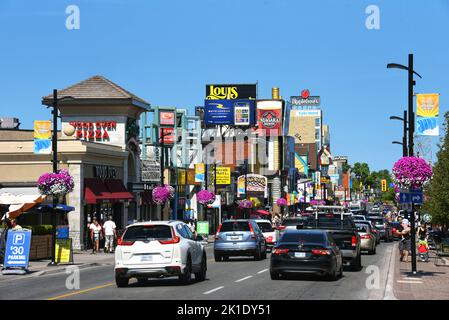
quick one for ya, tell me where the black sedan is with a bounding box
[270,229,343,281]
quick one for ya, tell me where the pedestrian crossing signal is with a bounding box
[381,179,387,192]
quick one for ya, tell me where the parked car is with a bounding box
[276,217,308,239]
[114,221,208,287]
[367,216,393,242]
[302,212,362,271]
[214,219,267,261]
[270,229,343,281]
[254,219,277,251]
[355,223,376,255]
[354,220,381,244]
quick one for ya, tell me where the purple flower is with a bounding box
[276,198,287,207]
[392,157,432,190]
[197,190,215,205]
[152,185,173,205]
[238,199,253,208]
[37,170,74,196]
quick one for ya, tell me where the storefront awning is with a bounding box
[84,178,134,204]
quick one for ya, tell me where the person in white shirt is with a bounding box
[103,216,117,253]
[90,218,103,254]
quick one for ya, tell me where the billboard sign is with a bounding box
[256,100,283,136]
[416,93,439,136]
[290,89,320,106]
[234,100,255,126]
[215,166,231,185]
[204,99,255,126]
[159,111,175,126]
[33,120,52,154]
[237,174,268,198]
[159,127,174,144]
[206,84,257,100]
[195,164,205,183]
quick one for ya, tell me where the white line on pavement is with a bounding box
[235,276,253,283]
[397,280,423,284]
[257,269,268,274]
[203,286,224,295]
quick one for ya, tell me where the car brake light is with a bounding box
[276,226,286,230]
[249,223,256,239]
[360,234,371,239]
[159,226,181,245]
[273,248,289,255]
[351,235,357,247]
[215,223,222,240]
[117,238,134,246]
[311,249,331,255]
[266,236,273,242]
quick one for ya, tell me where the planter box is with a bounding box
[29,234,52,260]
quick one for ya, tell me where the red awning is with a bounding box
[84,178,134,204]
[104,179,134,202]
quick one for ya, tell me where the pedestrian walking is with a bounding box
[417,223,428,242]
[90,218,103,254]
[9,219,22,231]
[103,215,117,253]
[398,219,411,262]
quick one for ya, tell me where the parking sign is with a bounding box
[4,229,32,269]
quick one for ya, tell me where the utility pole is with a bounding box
[49,89,58,266]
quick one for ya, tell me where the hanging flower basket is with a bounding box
[37,170,74,197]
[392,156,432,190]
[310,199,325,206]
[197,190,215,206]
[238,199,253,209]
[152,185,173,205]
[276,198,287,207]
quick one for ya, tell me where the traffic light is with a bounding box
[381,179,387,192]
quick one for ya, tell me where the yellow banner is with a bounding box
[34,120,51,139]
[55,238,72,264]
[417,94,439,118]
[195,164,205,183]
[215,166,231,185]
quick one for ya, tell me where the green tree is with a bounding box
[352,162,370,185]
[342,163,351,173]
[423,112,449,229]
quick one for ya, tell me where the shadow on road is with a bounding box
[278,273,344,282]
[127,277,211,288]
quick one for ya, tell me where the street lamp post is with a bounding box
[390,110,408,157]
[387,53,422,274]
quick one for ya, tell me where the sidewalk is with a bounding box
[393,243,449,299]
[0,250,114,281]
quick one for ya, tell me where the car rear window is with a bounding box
[356,224,370,232]
[221,221,250,232]
[123,225,172,241]
[304,216,354,229]
[282,219,305,226]
[256,222,272,233]
[280,232,326,244]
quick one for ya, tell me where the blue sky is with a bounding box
[0,0,448,171]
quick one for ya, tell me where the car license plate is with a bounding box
[140,255,153,262]
[294,252,306,258]
[229,236,241,241]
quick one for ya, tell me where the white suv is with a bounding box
[114,221,208,287]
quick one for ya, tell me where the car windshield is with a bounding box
[356,224,370,232]
[280,232,326,244]
[257,222,273,233]
[282,219,305,226]
[221,221,250,232]
[123,225,172,241]
[304,215,354,229]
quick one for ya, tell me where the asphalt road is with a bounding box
[0,241,396,300]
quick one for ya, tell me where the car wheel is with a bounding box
[270,270,280,280]
[254,247,262,261]
[115,275,129,288]
[351,254,362,271]
[214,254,221,262]
[338,262,343,277]
[195,254,207,282]
[262,247,267,259]
[327,264,338,281]
[179,256,192,285]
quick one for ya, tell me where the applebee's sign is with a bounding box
[290,89,320,107]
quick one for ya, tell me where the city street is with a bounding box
[0,241,396,300]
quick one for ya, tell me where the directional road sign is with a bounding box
[399,193,411,204]
[410,192,423,205]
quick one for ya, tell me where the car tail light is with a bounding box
[117,238,134,246]
[215,223,222,240]
[276,226,286,231]
[159,226,181,245]
[312,249,331,255]
[273,248,289,255]
[351,235,357,247]
[360,234,371,239]
[249,223,256,239]
[266,236,273,243]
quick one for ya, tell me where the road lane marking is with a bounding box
[47,283,115,300]
[235,276,252,283]
[396,280,422,284]
[257,269,268,274]
[203,286,224,295]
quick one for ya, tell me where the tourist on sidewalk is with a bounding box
[398,219,411,262]
[103,216,117,253]
[10,219,22,231]
[90,218,103,254]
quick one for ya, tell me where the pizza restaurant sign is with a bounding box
[70,121,117,141]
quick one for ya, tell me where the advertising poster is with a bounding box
[4,230,32,269]
[205,84,257,100]
[416,93,439,136]
[237,174,268,198]
[55,238,72,264]
[159,111,175,126]
[196,221,209,235]
[195,163,205,183]
[159,127,174,144]
[204,100,234,125]
[215,167,231,185]
[33,120,52,154]
[256,100,283,136]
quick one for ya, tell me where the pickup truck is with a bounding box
[302,211,362,271]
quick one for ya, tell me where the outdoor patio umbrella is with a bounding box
[1,193,46,219]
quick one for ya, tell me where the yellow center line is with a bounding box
[47,282,115,300]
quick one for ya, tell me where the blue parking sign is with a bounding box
[4,230,32,269]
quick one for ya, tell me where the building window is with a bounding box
[315,118,320,127]
[315,128,320,140]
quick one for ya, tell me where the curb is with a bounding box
[383,242,398,300]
